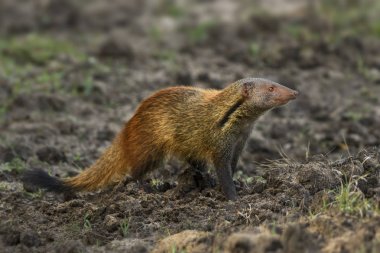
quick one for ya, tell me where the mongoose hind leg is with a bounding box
[130,153,164,180]
[187,159,207,173]
[187,159,211,189]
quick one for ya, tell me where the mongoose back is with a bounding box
[23,77,298,200]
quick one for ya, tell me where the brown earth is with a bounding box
[0,1,380,252]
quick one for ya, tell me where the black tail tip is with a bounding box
[22,168,73,194]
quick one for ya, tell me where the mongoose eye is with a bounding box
[268,86,274,92]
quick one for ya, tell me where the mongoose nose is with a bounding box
[293,90,299,97]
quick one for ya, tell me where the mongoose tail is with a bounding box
[22,78,298,200]
[23,135,129,193]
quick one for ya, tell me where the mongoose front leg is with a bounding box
[231,135,249,176]
[213,152,237,201]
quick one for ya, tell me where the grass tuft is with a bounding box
[171,245,187,253]
[120,217,131,238]
[0,158,26,174]
[311,175,379,218]
[0,34,85,66]
[316,0,380,38]
[83,213,92,230]
[332,176,378,217]
[188,21,215,43]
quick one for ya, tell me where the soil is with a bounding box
[0,1,380,252]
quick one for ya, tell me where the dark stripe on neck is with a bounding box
[218,99,244,127]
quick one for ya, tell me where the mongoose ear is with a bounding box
[242,83,251,98]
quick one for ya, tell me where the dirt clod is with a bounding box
[152,230,211,253]
[97,30,135,59]
[226,232,283,253]
[106,239,149,253]
[20,230,41,247]
[2,229,20,246]
[0,144,33,162]
[282,224,319,253]
[36,146,67,164]
[52,240,88,253]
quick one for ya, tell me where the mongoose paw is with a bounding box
[227,194,238,201]
[233,179,244,191]
[225,190,238,201]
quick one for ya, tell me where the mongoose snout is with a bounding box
[282,89,299,103]
[271,85,299,106]
[290,90,299,99]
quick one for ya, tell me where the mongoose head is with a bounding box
[238,78,298,111]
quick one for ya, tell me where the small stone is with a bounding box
[104,214,119,232]
[3,230,20,246]
[20,230,41,247]
[97,30,135,59]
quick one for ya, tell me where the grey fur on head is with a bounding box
[234,77,280,86]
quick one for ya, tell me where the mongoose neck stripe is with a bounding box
[218,99,244,127]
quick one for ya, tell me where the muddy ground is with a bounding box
[0,0,380,252]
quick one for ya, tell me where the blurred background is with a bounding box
[0,0,380,170]
[0,1,380,252]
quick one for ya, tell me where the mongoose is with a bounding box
[23,77,298,200]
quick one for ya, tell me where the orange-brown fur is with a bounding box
[65,86,241,190]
